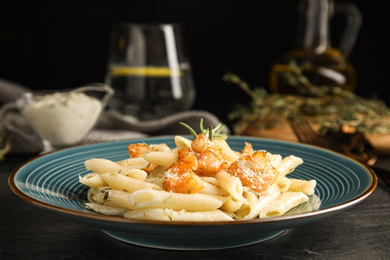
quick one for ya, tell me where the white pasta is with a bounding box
[149,143,171,152]
[235,184,280,220]
[213,138,240,163]
[89,187,135,209]
[79,173,106,188]
[128,189,228,211]
[214,171,243,201]
[84,158,147,180]
[85,202,127,216]
[101,173,161,193]
[275,155,304,177]
[220,195,244,213]
[276,176,291,192]
[143,151,178,167]
[199,180,228,196]
[116,157,151,170]
[174,136,192,149]
[259,191,309,218]
[288,179,317,195]
[169,209,234,222]
[80,132,320,222]
[124,208,172,221]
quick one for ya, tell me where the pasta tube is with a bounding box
[169,209,234,222]
[124,208,172,221]
[259,191,309,218]
[275,155,303,177]
[288,179,316,195]
[213,138,239,163]
[235,184,280,220]
[143,151,178,167]
[128,189,228,211]
[101,173,161,193]
[89,187,136,210]
[85,158,147,180]
[276,176,291,192]
[79,173,107,188]
[85,202,127,216]
[215,171,243,201]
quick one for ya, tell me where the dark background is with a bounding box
[1,0,388,128]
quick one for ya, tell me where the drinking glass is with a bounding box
[105,23,196,120]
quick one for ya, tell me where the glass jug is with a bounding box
[105,24,196,120]
[269,0,362,96]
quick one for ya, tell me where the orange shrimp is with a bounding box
[242,142,253,154]
[229,151,279,193]
[191,133,224,176]
[162,148,204,194]
[127,143,158,173]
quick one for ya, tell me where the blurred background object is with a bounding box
[269,0,361,95]
[105,23,195,119]
[0,0,388,129]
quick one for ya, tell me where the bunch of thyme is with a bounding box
[223,73,390,135]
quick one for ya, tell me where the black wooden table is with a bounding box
[1,153,390,260]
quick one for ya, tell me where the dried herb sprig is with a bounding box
[223,73,390,135]
[180,119,228,141]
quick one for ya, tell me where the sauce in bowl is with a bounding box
[22,91,103,147]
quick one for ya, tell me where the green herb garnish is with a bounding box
[180,119,228,141]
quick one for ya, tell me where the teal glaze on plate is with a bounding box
[9,136,377,250]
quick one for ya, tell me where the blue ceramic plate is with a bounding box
[9,136,377,250]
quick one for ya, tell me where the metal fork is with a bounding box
[289,119,390,189]
[289,120,328,149]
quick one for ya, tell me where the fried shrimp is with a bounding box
[127,143,158,173]
[162,148,204,194]
[191,133,224,176]
[229,150,279,193]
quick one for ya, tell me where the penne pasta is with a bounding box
[276,176,291,192]
[124,208,172,221]
[89,187,136,210]
[85,202,127,216]
[101,173,161,193]
[199,180,228,196]
[174,136,192,149]
[116,157,151,170]
[220,196,244,213]
[143,151,178,167]
[215,171,243,201]
[259,191,309,218]
[85,158,147,180]
[275,155,304,177]
[169,209,234,222]
[288,179,316,195]
[80,125,320,222]
[235,184,280,220]
[128,189,228,211]
[79,173,107,188]
[213,138,240,163]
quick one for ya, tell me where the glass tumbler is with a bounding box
[105,23,196,120]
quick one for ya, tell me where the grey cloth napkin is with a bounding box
[0,79,230,154]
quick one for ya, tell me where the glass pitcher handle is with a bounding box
[333,2,362,57]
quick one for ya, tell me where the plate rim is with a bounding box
[8,135,378,227]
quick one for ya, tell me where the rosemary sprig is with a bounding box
[179,119,228,141]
